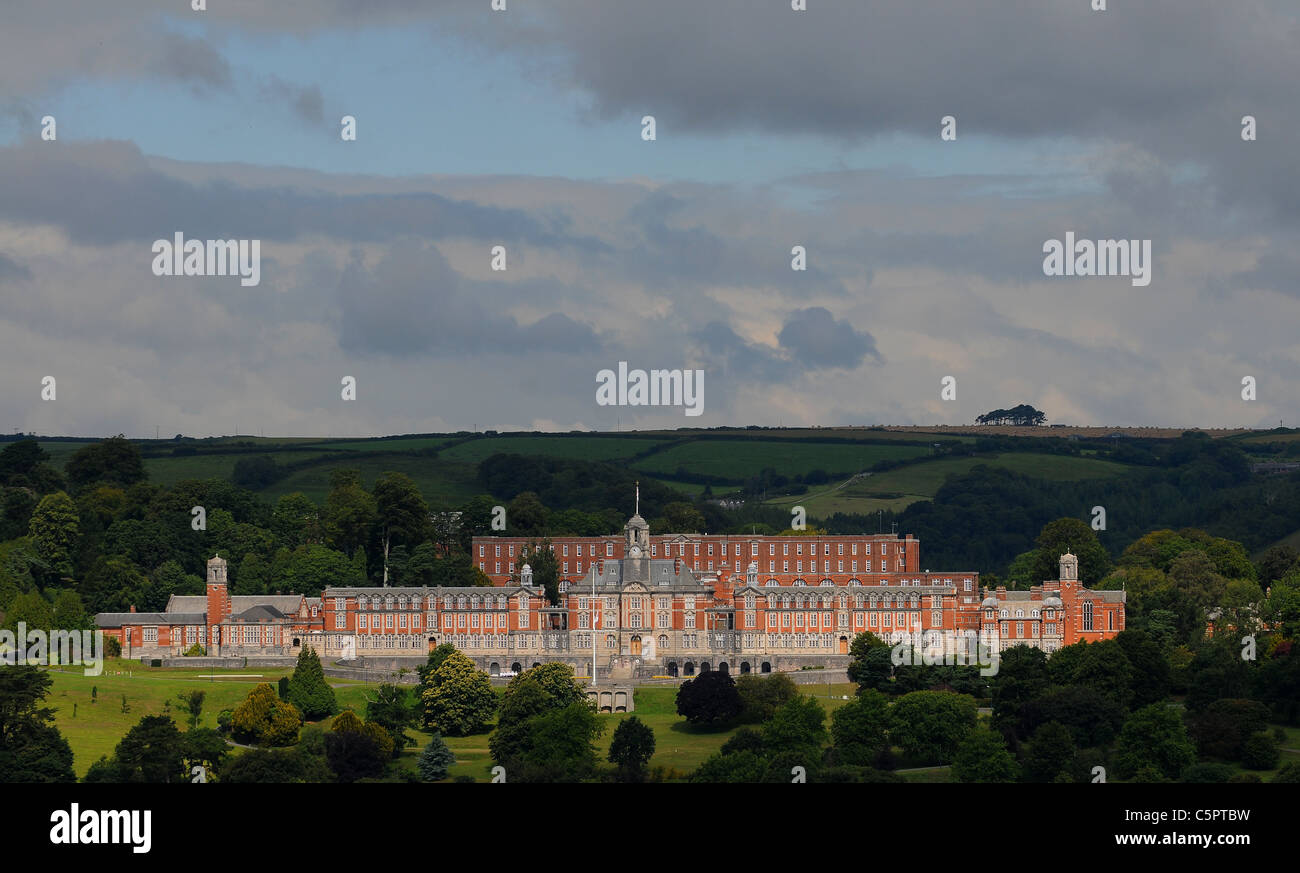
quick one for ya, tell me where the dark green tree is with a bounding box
[608,716,656,782]
[286,647,338,720]
[675,670,743,727]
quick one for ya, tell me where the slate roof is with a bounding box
[165,594,303,613]
[95,612,206,628]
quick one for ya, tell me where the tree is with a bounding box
[608,716,656,782]
[506,702,604,783]
[107,715,188,783]
[219,746,332,783]
[420,649,496,735]
[989,644,1050,739]
[763,696,827,764]
[0,666,75,783]
[951,727,1019,783]
[830,689,890,766]
[505,491,548,536]
[736,672,797,724]
[176,690,205,731]
[365,684,416,755]
[1114,629,1171,708]
[1022,721,1076,783]
[272,492,321,548]
[1240,732,1280,770]
[1030,518,1111,586]
[322,470,377,558]
[846,632,893,693]
[417,643,458,686]
[184,727,228,779]
[27,491,79,581]
[65,436,146,492]
[324,711,390,783]
[491,664,591,773]
[373,472,430,582]
[676,670,743,727]
[499,662,587,714]
[231,683,301,746]
[418,734,457,782]
[1115,703,1196,781]
[287,647,338,720]
[887,691,977,765]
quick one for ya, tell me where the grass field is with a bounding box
[142,451,335,487]
[438,436,665,465]
[46,661,377,775]
[633,441,931,481]
[767,452,1134,516]
[259,456,483,505]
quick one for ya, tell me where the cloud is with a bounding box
[778,306,880,368]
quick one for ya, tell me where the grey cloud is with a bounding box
[335,241,601,358]
[0,253,31,281]
[0,140,601,250]
[778,306,880,368]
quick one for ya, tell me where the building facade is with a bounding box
[95,555,325,658]
[95,514,1124,673]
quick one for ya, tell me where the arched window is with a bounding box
[658,634,669,651]
[764,579,779,587]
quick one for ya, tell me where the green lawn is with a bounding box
[634,441,930,481]
[46,661,373,775]
[767,452,1134,516]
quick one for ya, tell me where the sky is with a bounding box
[1,0,1297,438]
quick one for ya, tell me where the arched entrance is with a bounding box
[630,635,642,656]
[684,661,695,676]
[667,661,679,677]
[511,662,522,673]
[719,661,729,674]
[740,661,751,674]
[761,661,772,673]
[292,637,301,647]
[531,662,541,669]
[489,662,500,676]
[700,661,711,673]
[838,635,849,654]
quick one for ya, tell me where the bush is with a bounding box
[1240,733,1280,770]
[183,643,206,657]
[1180,762,1235,783]
[1271,762,1300,783]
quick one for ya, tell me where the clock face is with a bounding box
[630,545,642,557]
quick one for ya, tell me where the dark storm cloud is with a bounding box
[778,306,879,368]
